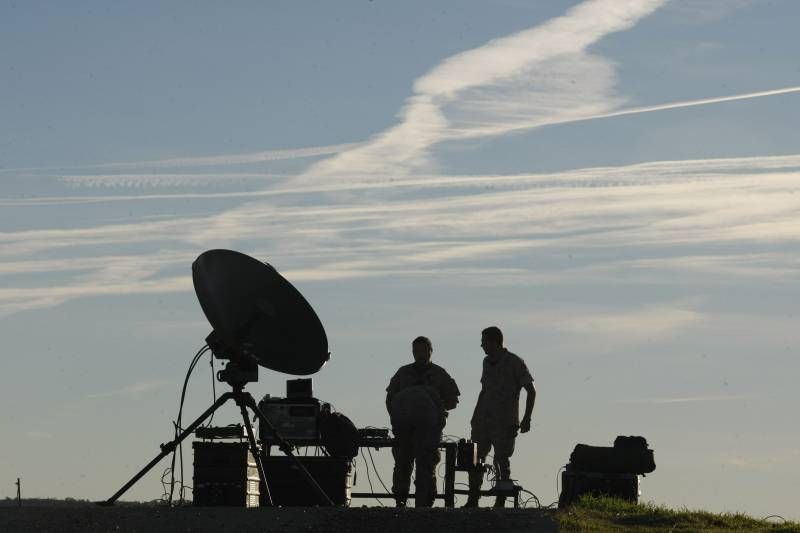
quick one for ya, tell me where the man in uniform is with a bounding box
[465,326,535,508]
[386,336,460,507]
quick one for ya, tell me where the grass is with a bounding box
[558,495,800,532]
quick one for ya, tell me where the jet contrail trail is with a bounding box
[541,85,800,129]
[0,142,360,173]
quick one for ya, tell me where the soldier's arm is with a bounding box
[386,372,399,415]
[520,382,536,433]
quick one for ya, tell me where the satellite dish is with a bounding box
[192,249,330,375]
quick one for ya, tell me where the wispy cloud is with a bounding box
[665,0,757,23]
[5,153,799,207]
[1,153,799,316]
[303,0,667,179]
[556,306,704,341]
[0,142,359,174]
[619,394,753,404]
[25,431,53,439]
[532,85,800,131]
[60,172,285,188]
[716,448,800,471]
[86,379,170,399]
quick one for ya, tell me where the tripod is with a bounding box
[101,382,333,506]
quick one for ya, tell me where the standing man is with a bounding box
[465,326,535,508]
[386,336,460,507]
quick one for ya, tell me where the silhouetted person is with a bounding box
[465,326,535,508]
[386,336,460,507]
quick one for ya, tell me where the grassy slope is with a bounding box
[558,496,800,532]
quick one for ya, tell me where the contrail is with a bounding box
[0,142,360,173]
[538,85,800,129]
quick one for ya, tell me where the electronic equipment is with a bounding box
[357,427,390,440]
[102,250,335,507]
[287,378,313,399]
[558,435,655,508]
[258,457,353,507]
[568,436,655,475]
[193,441,260,507]
[195,425,247,440]
[319,411,360,459]
[558,471,639,508]
[258,396,325,441]
[456,439,480,470]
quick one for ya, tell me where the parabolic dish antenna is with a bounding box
[192,249,329,375]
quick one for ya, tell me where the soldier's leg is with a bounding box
[391,431,415,507]
[414,446,441,507]
[413,417,443,508]
[492,426,518,508]
[465,427,492,507]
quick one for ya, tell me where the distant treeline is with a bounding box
[1,497,162,507]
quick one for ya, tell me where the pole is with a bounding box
[16,478,21,507]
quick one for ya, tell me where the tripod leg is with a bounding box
[100,392,235,506]
[237,397,273,506]
[244,393,334,506]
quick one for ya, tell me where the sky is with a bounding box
[1,0,799,519]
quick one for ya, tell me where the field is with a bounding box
[0,500,556,533]
[558,496,800,532]
[2,497,798,532]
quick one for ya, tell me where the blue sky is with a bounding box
[1,0,799,517]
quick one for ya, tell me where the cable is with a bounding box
[160,467,172,503]
[359,448,384,506]
[366,447,392,496]
[169,344,210,504]
[204,352,217,428]
[519,488,541,509]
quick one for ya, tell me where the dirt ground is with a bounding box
[0,505,558,533]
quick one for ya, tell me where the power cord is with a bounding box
[168,344,209,504]
[366,447,392,497]
[359,448,385,506]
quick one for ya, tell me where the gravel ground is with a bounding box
[0,506,557,533]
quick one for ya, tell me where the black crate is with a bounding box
[558,470,639,509]
[193,441,260,507]
[259,456,353,506]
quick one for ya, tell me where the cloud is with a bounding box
[1,153,799,316]
[25,431,53,439]
[717,448,800,471]
[665,0,757,23]
[5,152,800,207]
[531,85,800,131]
[303,0,667,180]
[0,143,359,174]
[86,379,170,399]
[556,305,704,341]
[60,172,284,188]
[620,394,752,405]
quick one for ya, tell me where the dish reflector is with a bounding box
[192,249,329,375]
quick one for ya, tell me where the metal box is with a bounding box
[259,456,353,506]
[192,441,260,507]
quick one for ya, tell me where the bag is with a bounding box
[319,411,360,459]
[568,435,655,474]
